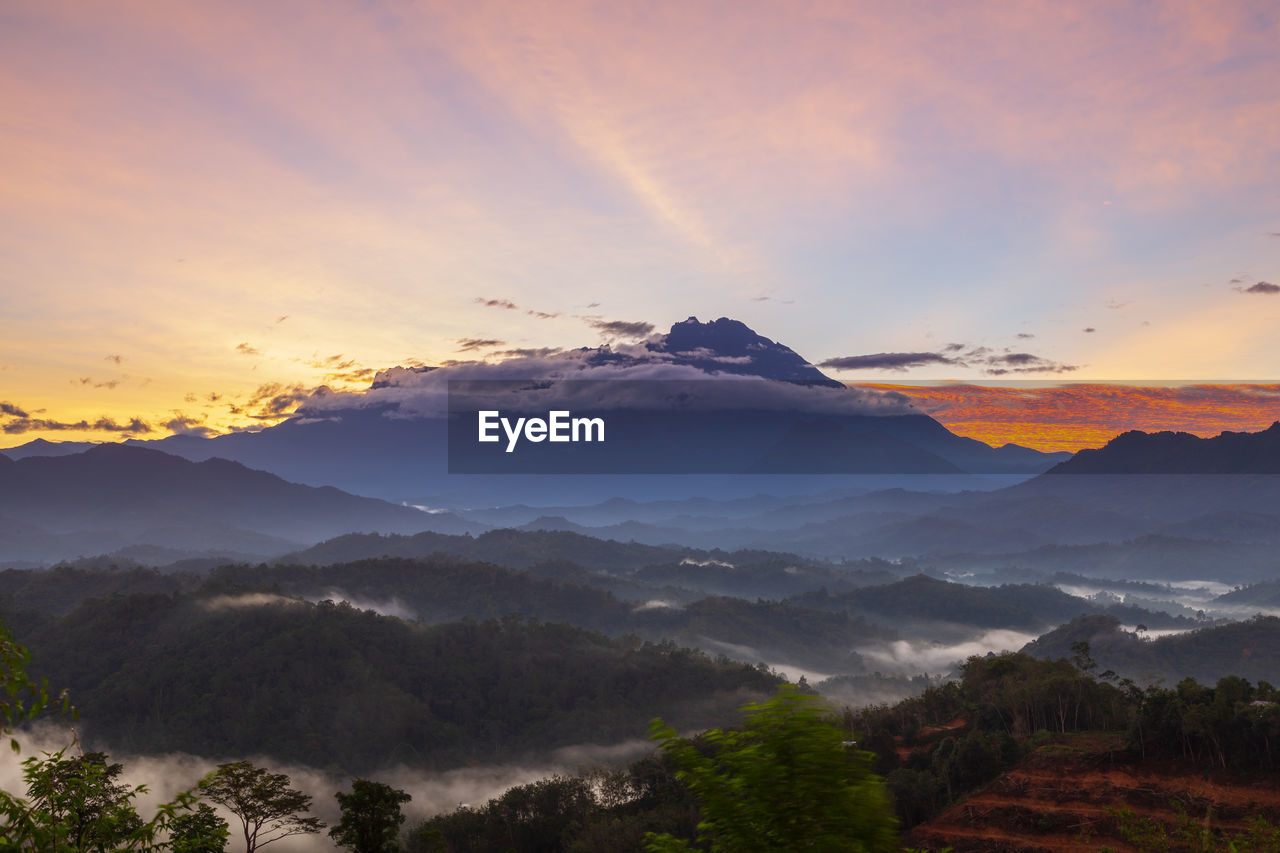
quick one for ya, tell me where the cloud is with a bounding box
[243,383,318,420]
[526,310,559,320]
[77,377,121,389]
[1015,333,1035,339]
[104,354,123,364]
[275,315,289,323]
[1083,327,1096,333]
[1244,281,1279,294]
[326,368,378,383]
[495,347,565,359]
[235,342,261,356]
[475,297,518,310]
[819,352,959,371]
[821,346,1079,375]
[587,319,655,338]
[455,338,505,352]
[1,416,152,435]
[165,414,216,438]
[856,629,1039,674]
[983,352,1078,375]
[860,381,1280,452]
[0,402,30,418]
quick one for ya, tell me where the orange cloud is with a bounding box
[862,383,1280,452]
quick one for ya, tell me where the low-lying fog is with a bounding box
[0,724,653,852]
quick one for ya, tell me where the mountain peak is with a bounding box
[651,316,844,387]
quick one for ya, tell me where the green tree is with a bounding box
[170,802,230,853]
[22,751,144,851]
[198,761,324,853]
[330,779,411,853]
[643,686,899,852]
[0,616,67,750]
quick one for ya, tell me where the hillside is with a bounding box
[907,732,1280,851]
[0,445,435,564]
[8,591,780,774]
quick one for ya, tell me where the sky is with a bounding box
[2,1,1279,451]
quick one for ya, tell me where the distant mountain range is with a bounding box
[0,444,434,564]
[1049,421,1280,473]
[3,317,1069,504]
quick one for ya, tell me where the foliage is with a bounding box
[330,779,411,853]
[1130,674,1280,769]
[0,746,200,852]
[9,593,778,772]
[644,686,900,853]
[197,761,323,853]
[408,754,700,853]
[1110,805,1280,852]
[0,616,66,751]
[170,803,230,853]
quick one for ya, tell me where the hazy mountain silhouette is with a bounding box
[0,445,435,564]
[1049,422,1280,474]
[4,318,1069,504]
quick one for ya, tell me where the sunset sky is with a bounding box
[2,1,1279,452]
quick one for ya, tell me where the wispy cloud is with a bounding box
[475,297,518,310]
[1,416,152,435]
[588,319,655,338]
[820,352,958,371]
[455,338,505,352]
[822,346,1078,375]
[235,342,261,356]
[861,381,1280,452]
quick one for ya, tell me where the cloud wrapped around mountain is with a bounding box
[298,344,913,420]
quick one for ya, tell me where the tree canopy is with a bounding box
[644,686,899,853]
[198,761,323,853]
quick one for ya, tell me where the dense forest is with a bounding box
[404,651,1280,851]
[4,592,780,773]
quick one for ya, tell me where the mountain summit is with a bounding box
[647,317,843,387]
[8,317,1069,502]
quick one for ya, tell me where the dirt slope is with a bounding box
[906,733,1280,852]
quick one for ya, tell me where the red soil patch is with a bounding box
[906,732,1280,852]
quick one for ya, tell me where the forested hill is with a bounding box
[1,561,894,674]
[1023,613,1280,685]
[7,592,780,773]
[791,574,1196,632]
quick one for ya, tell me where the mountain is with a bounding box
[3,318,1068,505]
[0,445,435,564]
[638,315,844,386]
[1,437,96,460]
[127,318,1066,500]
[1049,421,1280,473]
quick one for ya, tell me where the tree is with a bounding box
[643,686,900,852]
[198,761,324,853]
[170,802,230,853]
[23,750,145,851]
[1,616,68,750]
[330,779,412,853]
